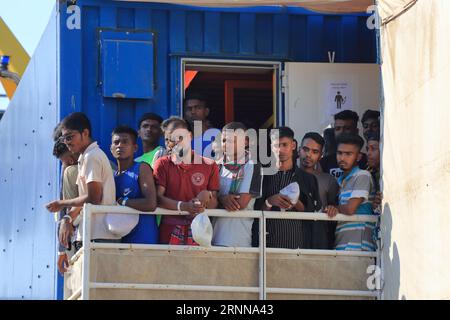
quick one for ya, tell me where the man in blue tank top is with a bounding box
[110,125,158,244]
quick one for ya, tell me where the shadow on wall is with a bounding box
[381,202,401,300]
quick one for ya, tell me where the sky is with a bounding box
[1,0,55,110]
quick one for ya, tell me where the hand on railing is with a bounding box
[181,199,205,215]
[323,205,339,218]
[196,190,212,208]
[220,194,241,211]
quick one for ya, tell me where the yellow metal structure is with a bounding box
[0,17,30,99]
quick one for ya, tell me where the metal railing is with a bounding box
[71,204,381,300]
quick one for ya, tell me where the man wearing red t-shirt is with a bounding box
[153,117,219,245]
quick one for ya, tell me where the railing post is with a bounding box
[81,203,92,300]
[258,212,263,300]
[262,213,267,300]
[377,216,383,300]
[258,211,267,300]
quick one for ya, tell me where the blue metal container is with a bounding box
[0,0,376,299]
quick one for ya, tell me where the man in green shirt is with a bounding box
[136,112,166,226]
[135,112,166,168]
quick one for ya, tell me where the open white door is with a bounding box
[284,63,381,142]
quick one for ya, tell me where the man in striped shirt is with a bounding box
[253,127,321,249]
[326,133,376,251]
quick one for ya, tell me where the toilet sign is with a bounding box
[326,81,353,117]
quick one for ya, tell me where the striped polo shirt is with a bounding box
[334,166,377,251]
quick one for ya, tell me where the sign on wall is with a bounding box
[285,63,381,142]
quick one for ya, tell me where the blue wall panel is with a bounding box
[239,13,256,54]
[151,9,170,121]
[256,14,273,55]
[117,8,135,28]
[58,0,377,160]
[306,15,325,62]
[358,16,377,63]
[98,6,119,155]
[342,16,359,63]
[170,10,186,53]
[204,12,221,54]
[273,14,289,57]
[101,30,155,99]
[290,15,308,61]
[324,16,342,61]
[221,13,240,54]
[186,11,204,53]
[135,8,152,29]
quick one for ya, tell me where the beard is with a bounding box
[301,158,314,168]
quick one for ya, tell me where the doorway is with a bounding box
[181,59,281,131]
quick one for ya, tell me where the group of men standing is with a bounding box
[45,92,381,274]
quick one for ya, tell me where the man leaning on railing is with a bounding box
[45,112,121,267]
[153,117,219,245]
[326,133,378,252]
[253,127,323,250]
[110,125,158,244]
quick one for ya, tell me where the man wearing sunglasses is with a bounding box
[153,116,220,245]
[46,112,118,258]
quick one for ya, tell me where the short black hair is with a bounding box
[60,112,92,137]
[302,132,325,149]
[112,125,138,144]
[222,122,247,131]
[366,131,380,142]
[361,109,380,124]
[183,92,209,109]
[184,92,208,106]
[52,123,62,142]
[334,110,359,124]
[270,126,295,141]
[53,139,69,158]
[336,133,365,151]
[138,112,163,128]
[161,116,191,133]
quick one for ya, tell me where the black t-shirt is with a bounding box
[320,152,368,179]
